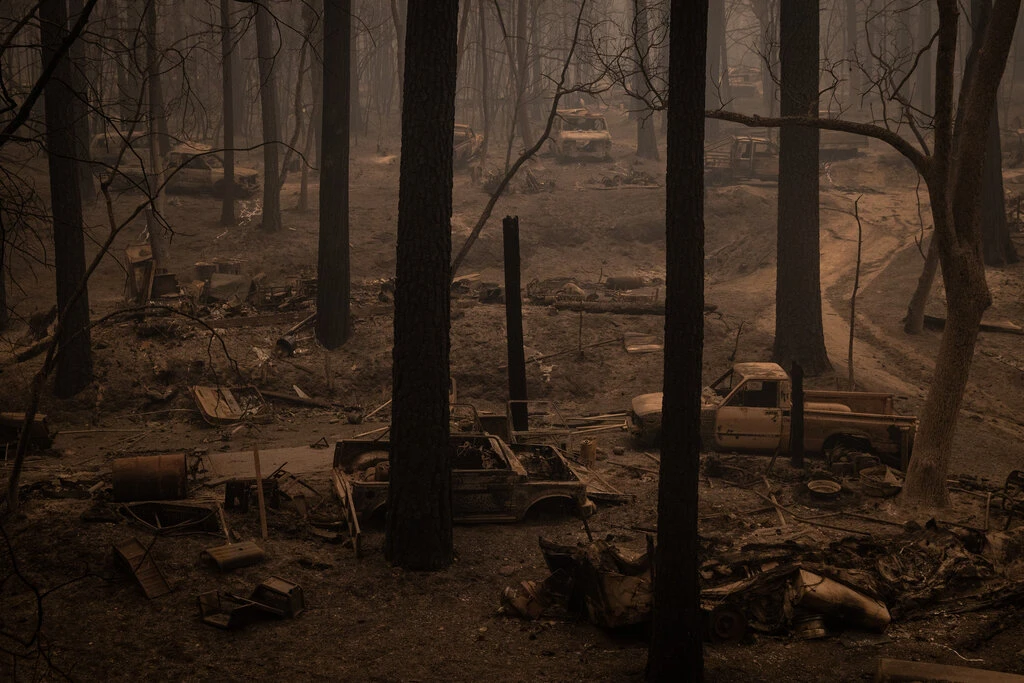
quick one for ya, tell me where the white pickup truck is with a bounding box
[630,362,917,468]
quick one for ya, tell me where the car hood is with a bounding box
[631,392,663,418]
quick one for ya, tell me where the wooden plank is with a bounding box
[875,658,1024,682]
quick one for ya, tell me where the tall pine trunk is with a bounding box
[316,0,352,349]
[774,0,831,376]
[255,1,282,232]
[385,0,458,571]
[634,0,659,160]
[220,0,236,226]
[646,1,707,679]
[41,0,93,398]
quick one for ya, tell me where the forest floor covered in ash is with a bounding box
[1,111,1024,681]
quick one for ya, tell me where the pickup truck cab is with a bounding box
[631,362,917,468]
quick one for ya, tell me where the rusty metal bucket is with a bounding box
[111,454,188,502]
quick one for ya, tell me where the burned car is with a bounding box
[332,433,592,526]
[453,123,484,167]
[167,142,261,198]
[549,109,612,162]
[95,139,260,197]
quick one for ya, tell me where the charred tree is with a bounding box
[316,0,352,349]
[774,0,830,376]
[515,0,534,148]
[917,1,933,115]
[255,0,282,232]
[220,0,236,226]
[67,0,95,202]
[390,0,406,112]
[0,208,7,331]
[646,0,706,680]
[145,0,169,270]
[634,0,659,160]
[974,0,1019,266]
[41,0,93,397]
[477,0,491,162]
[384,0,458,571]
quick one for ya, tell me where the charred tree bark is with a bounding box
[41,0,93,398]
[145,1,169,158]
[634,0,659,160]
[255,1,282,232]
[220,0,236,226]
[145,0,169,271]
[917,1,933,115]
[846,0,858,104]
[0,207,7,331]
[774,0,831,375]
[974,0,1020,266]
[67,0,95,202]
[515,0,534,148]
[390,0,406,112]
[790,362,804,467]
[706,0,724,138]
[646,0,706,680]
[385,0,458,571]
[477,0,491,162]
[316,0,352,350]
[904,237,939,334]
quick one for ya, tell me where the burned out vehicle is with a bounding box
[332,433,592,526]
[167,143,260,197]
[94,139,260,197]
[549,109,612,162]
[704,135,779,184]
[631,362,917,467]
[453,123,484,167]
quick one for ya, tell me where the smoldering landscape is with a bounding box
[1,1,1024,681]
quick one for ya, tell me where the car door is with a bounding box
[713,379,784,452]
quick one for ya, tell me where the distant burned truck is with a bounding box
[549,109,612,162]
[631,362,917,468]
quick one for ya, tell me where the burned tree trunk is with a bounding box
[220,0,236,226]
[0,207,7,331]
[634,0,659,160]
[41,0,93,397]
[145,0,169,271]
[316,0,352,349]
[974,1,1019,266]
[515,0,534,148]
[384,0,458,571]
[67,0,95,203]
[917,1,933,115]
[255,1,282,232]
[477,0,491,162]
[774,0,830,376]
[390,0,406,112]
[646,0,706,679]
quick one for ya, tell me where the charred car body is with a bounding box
[332,433,593,525]
[549,109,612,162]
[453,123,484,167]
[91,135,260,197]
[631,362,917,468]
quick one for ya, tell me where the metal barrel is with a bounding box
[111,454,188,502]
